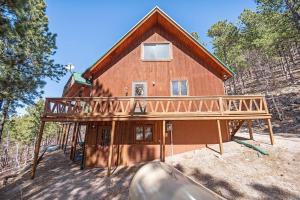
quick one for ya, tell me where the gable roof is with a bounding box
[62,72,91,96]
[72,72,91,86]
[83,6,234,79]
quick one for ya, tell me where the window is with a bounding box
[97,127,111,146]
[142,43,171,61]
[135,125,153,142]
[171,80,188,96]
[101,128,111,146]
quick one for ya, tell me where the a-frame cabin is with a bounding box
[32,7,274,178]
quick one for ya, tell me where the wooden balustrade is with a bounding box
[42,95,270,121]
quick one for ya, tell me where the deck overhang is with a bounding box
[32,95,275,179]
[42,95,271,122]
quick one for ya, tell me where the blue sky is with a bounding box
[43,0,257,99]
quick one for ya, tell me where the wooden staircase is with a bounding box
[228,120,245,139]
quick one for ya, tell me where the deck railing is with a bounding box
[43,95,269,120]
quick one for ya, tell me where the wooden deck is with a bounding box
[42,95,271,122]
[31,95,274,179]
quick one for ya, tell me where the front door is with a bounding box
[132,81,147,112]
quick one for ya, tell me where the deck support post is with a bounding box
[217,120,224,155]
[58,124,63,147]
[265,119,275,145]
[162,120,166,162]
[247,120,254,140]
[60,123,67,149]
[107,120,116,176]
[31,121,45,179]
[56,124,61,145]
[64,123,71,153]
[70,123,79,160]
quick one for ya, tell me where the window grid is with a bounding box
[134,125,153,143]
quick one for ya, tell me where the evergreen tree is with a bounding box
[0,0,66,141]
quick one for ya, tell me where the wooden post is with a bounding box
[107,121,116,176]
[265,119,275,145]
[217,120,224,155]
[58,124,63,147]
[60,124,67,149]
[56,125,61,145]
[70,123,78,160]
[64,123,71,153]
[162,120,166,162]
[80,123,89,170]
[31,121,45,179]
[247,120,254,140]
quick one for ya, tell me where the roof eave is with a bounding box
[83,6,234,78]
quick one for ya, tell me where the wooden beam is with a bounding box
[56,124,61,145]
[247,120,254,140]
[60,124,67,149]
[64,123,71,153]
[162,120,166,162]
[80,122,89,170]
[217,120,224,154]
[58,124,63,147]
[56,126,61,144]
[31,121,45,179]
[70,123,78,160]
[265,119,275,145]
[41,114,272,122]
[107,120,116,176]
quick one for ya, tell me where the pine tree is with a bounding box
[0,0,66,141]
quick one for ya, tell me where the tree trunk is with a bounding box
[285,0,300,34]
[232,76,237,94]
[281,49,295,83]
[271,95,283,120]
[267,60,276,88]
[24,145,29,166]
[15,142,20,169]
[0,99,10,142]
[279,56,289,81]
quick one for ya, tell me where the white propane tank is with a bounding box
[129,162,225,200]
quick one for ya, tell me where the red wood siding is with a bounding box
[92,25,224,97]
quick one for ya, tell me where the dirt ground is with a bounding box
[167,131,300,200]
[0,130,300,200]
[0,151,141,200]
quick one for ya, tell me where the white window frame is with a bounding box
[170,80,189,96]
[132,81,147,96]
[141,42,173,61]
[134,125,154,143]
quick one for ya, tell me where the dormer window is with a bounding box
[142,42,172,61]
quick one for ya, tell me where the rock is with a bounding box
[296,116,300,123]
[294,97,300,104]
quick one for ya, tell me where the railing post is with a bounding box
[217,120,224,154]
[44,98,49,116]
[107,120,116,176]
[129,98,135,114]
[219,97,224,115]
[31,121,45,179]
[262,96,269,114]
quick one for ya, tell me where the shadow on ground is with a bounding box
[0,150,141,200]
[250,183,300,200]
[174,163,300,200]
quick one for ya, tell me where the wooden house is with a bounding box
[31,7,274,178]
